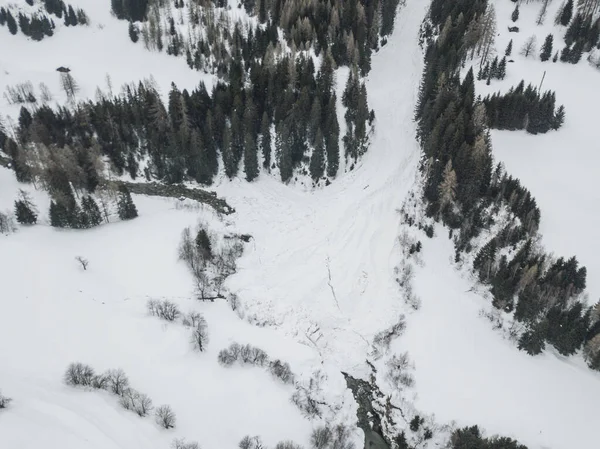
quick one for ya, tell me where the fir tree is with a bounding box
[243,131,259,182]
[117,186,138,220]
[511,4,519,22]
[505,39,513,56]
[325,94,340,178]
[552,51,559,62]
[498,57,507,79]
[128,21,139,43]
[540,34,554,61]
[14,190,37,225]
[553,105,565,129]
[195,228,212,259]
[309,129,325,181]
[569,39,584,63]
[518,323,547,355]
[259,112,271,170]
[81,196,102,227]
[560,0,574,26]
[6,10,17,35]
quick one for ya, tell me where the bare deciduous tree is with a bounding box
[147,299,180,321]
[61,72,80,102]
[190,315,209,352]
[75,256,89,271]
[105,368,130,396]
[155,404,176,429]
[172,438,200,449]
[521,35,538,58]
[310,427,332,449]
[64,362,96,387]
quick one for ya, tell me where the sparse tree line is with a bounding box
[237,424,355,449]
[0,0,88,40]
[4,81,54,105]
[147,299,210,352]
[416,0,600,368]
[218,342,295,384]
[63,362,177,428]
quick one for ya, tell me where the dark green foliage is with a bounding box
[81,196,102,227]
[309,130,325,181]
[505,39,513,56]
[394,432,410,449]
[128,21,139,42]
[559,0,573,26]
[511,4,519,22]
[381,0,402,37]
[14,195,38,225]
[195,228,212,259]
[111,0,148,22]
[483,82,562,134]
[409,415,423,432]
[450,426,527,449]
[518,323,547,355]
[117,186,138,220]
[6,9,17,34]
[540,34,553,61]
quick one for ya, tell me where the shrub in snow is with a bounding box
[372,316,406,359]
[75,256,89,270]
[275,441,304,449]
[172,438,200,449]
[218,343,270,367]
[155,404,176,429]
[104,368,130,396]
[239,435,264,449]
[385,352,414,389]
[147,299,181,321]
[119,388,153,417]
[64,362,96,387]
[291,371,327,419]
[0,211,17,234]
[182,311,202,328]
[269,359,295,384]
[0,390,12,409]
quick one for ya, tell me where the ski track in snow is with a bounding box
[1,0,600,448]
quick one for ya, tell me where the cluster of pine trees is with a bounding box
[415,0,597,364]
[483,80,564,134]
[477,55,507,83]
[0,0,87,40]
[449,426,527,449]
[556,0,600,64]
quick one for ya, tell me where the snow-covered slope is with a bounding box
[2,1,600,449]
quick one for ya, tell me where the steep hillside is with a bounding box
[2,1,600,449]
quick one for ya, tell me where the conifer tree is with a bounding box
[309,129,325,181]
[552,51,559,62]
[511,4,520,22]
[553,105,565,129]
[196,228,212,259]
[438,160,457,209]
[259,112,271,170]
[129,21,139,43]
[14,190,37,225]
[560,0,574,26]
[117,186,138,220]
[498,57,507,79]
[82,196,102,227]
[244,131,259,182]
[325,94,340,178]
[569,39,584,63]
[505,39,513,57]
[540,34,554,61]
[276,121,293,183]
[6,10,17,35]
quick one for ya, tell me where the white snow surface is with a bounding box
[1,1,600,449]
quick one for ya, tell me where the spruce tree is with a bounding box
[552,51,559,62]
[325,94,340,178]
[117,186,138,220]
[259,112,271,170]
[195,228,212,259]
[511,4,519,22]
[82,196,102,227]
[569,39,584,63]
[243,131,259,182]
[6,10,17,35]
[498,57,507,79]
[553,105,565,129]
[540,34,554,61]
[14,190,37,225]
[309,129,325,181]
[560,0,573,26]
[128,21,139,43]
[505,39,513,57]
